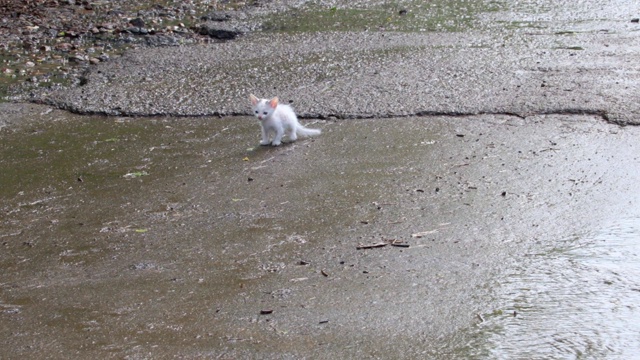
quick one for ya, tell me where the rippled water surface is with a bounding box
[467,218,640,359]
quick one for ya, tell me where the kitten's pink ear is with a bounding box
[249,94,259,105]
[269,97,279,108]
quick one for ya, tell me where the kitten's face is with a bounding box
[250,95,278,121]
[253,100,274,121]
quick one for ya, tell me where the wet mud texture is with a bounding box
[2,104,640,358]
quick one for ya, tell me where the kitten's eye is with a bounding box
[254,110,258,114]
[263,112,268,115]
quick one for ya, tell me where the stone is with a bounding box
[89,57,100,65]
[69,54,87,63]
[129,17,145,28]
[145,34,181,47]
[198,22,247,40]
[57,43,73,51]
[46,29,59,38]
[22,41,35,50]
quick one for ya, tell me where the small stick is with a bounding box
[356,242,388,250]
[390,243,410,248]
[411,230,439,238]
[387,239,410,248]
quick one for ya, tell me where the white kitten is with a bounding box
[249,94,321,146]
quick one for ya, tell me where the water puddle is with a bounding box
[465,218,640,358]
[3,108,640,358]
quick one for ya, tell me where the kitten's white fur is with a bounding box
[250,94,321,146]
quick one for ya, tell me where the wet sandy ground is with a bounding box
[2,104,640,358]
[41,1,640,124]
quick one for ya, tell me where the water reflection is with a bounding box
[475,218,640,358]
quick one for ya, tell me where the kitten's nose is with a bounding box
[258,116,263,120]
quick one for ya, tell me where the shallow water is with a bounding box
[3,106,640,358]
[468,218,640,359]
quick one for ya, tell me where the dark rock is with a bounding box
[632,18,640,23]
[64,31,79,38]
[22,41,35,50]
[129,17,146,28]
[198,21,248,40]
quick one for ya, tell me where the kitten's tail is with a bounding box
[296,125,322,137]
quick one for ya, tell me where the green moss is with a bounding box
[262,0,506,34]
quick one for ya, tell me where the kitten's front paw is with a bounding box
[271,141,281,147]
[260,140,271,146]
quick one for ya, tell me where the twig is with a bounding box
[356,242,388,250]
[411,230,438,238]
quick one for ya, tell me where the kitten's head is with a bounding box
[250,94,278,121]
